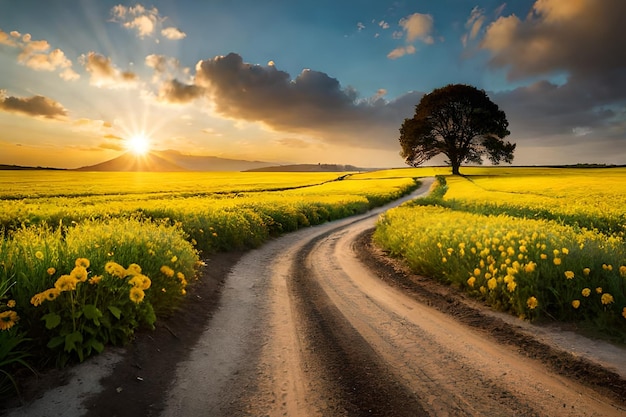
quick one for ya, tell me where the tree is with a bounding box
[399,84,515,175]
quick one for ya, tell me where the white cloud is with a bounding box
[110,4,186,41]
[80,52,137,88]
[387,45,416,60]
[161,27,186,40]
[399,13,434,44]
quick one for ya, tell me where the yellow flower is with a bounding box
[35,251,44,260]
[596,287,603,294]
[540,253,547,260]
[564,271,575,280]
[581,288,591,297]
[47,267,56,276]
[160,265,175,278]
[518,245,527,253]
[54,275,78,292]
[89,275,103,285]
[622,307,626,320]
[181,288,187,295]
[126,263,142,276]
[7,299,16,308]
[553,249,560,256]
[176,272,185,281]
[561,248,569,255]
[0,310,19,331]
[75,258,90,268]
[70,266,88,282]
[620,265,626,277]
[30,293,44,307]
[526,296,538,310]
[601,293,614,305]
[43,288,60,301]
[506,280,517,292]
[582,268,590,276]
[487,277,497,290]
[129,287,145,304]
[105,262,127,278]
[467,276,476,287]
[171,255,178,263]
[553,257,562,266]
[479,286,486,294]
[129,274,151,290]
[572,300,580,309]
[442,257,447,263]
[524,261,536,273]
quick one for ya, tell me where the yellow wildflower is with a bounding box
[540,253,548,260]
[7,299,16,308]
[129,287,145,304]
[129,274,151,290]
[467,276,476,288]
[75,258,90,268]
[561,248,569,255]
[572,300,580,309]
[527,296,538,310]
[43,288,60,302]
[487,277,497,290]
[105,262,127,278]
[553,249,560,256]
[479,286,487,294]
[581,288,591,297]
[622,307,626,320]
[596,287,603,294]
[30,293,44,307]
[582,268,590,276]
[47,267,56,276]
[0,310,19,330]
[524,261,536,273]
[89,275,103,285]
[70,266,88,282]
[506,280,517,292]
[126,263,142,276]
[564,271,575,280]
[442,257,447,263]
[160,265,175,278]
[171,255,178,263]
[35,251,44,260]
[620,266,626,277]
[601,293,614,305]
[55,275,78,292]
[181,288,187,295]
[553,258,562,266]
[176,272,185,281]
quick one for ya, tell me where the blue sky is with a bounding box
[1,0,625,168]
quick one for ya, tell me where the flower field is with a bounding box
[374,167,626,341]
[0,170,419,397]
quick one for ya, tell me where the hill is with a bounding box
[245,163,369,172]
[75,152,186,172]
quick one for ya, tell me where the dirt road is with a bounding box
[6,179,626,417]
[161,179,626,417]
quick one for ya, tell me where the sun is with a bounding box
[126,134,151,155]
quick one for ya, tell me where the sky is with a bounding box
[1,0,625,169]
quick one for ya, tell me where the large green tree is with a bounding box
[399,84,515,175]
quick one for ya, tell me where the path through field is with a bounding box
[161,178,625,417]
[6,178,626,417]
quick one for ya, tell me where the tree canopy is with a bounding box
[399,84,515,175]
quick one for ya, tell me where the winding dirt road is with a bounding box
[161,179,626,417]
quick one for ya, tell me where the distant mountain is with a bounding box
[75,150,278,172]
[244,163,370,172]
[0,164,65,170]
[152,150,276,171]
[76,152,186,172]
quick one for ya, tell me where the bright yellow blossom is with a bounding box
[129,287,145,304]
[564,271,575,280]
[527,296,538,310]
[553,257,562,266]
[572,300,580,309]
[70,266,88,282]
[619,266,626,277]
[487,277,497,290]
[54,275,78,292]
[47,267,56,276]
[0,310,19,330]
[601,293,614,305]
[596,287,603,294]
[105,261,127,278]
[35,251,44,260]
[88,275,103,285]
[524,261,537,273]
[581,288,591,297]
[160,265,175,277]
[126,263,142,276]
[7,299,16,308]
[75,258,90,268]
[582,268,590,276]
[467,276,476,287]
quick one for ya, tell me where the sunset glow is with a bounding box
[126,134,151,156]
[0,1,624,169]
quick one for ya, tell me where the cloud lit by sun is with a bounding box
[127,134,151,155]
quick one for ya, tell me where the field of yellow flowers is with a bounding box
[374,167,626,340]
[0,170,419,397]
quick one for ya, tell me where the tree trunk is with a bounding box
[451,163,461,175]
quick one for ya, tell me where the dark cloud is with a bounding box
[192,53,421,149]
[157,79,203,103]
[0,91,67,119]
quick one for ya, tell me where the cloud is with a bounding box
[399,13,434,44]
[379,20,390,30]
[481,0,626,79]
[80,52,137,88]
[461,6,486,47]
[0,90,67,119]
[192,53,423,149]
[110,4,186,41]
[161,27,186,40]
[0,29,79,80]
[387,45,416,60]
[357,22,365,31]
[157,79,203,103]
